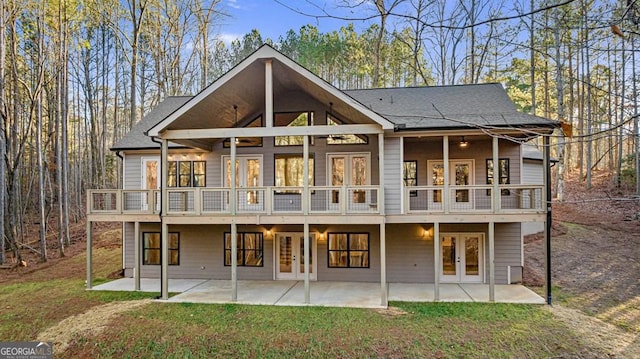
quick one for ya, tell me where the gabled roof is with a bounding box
[346,83,557,131]
[111,97,191,151]
[146,44,395,138]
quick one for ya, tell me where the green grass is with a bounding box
[64,301,594,358]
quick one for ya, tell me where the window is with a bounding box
[143,232,179,265]
[326,114,368,145]
[486,158,510,195]
[275,112,313,146]
[328,233,369,268]
[403,160,417,197]
[224,232,264,266]
[168,161,206,187]
[275,154,314,188]
[224,115,263,147]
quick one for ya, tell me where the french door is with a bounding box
[223,155,263,211]
[439,233,484,283]
[275,233,317,280]
[327,153,370,209]
[427,160,474,210]
[141,157,160,211]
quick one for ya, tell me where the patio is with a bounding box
[91,279,545,308]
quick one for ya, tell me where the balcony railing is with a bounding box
[87,186,380,216]
[404,185,544,213]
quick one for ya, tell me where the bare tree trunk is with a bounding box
[0,0,7,265]
[530,0,536,115]
[36,6,47,261]
[554,8,566,202]
[584,0,592,189]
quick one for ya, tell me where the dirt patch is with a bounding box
[525,171,640,333]
[547,305,640,358]
[375,306,409,317]
[37,299,151,354]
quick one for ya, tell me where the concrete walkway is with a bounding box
[91,279,545,307]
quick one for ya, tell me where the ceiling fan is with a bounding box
[317,102,346,140]
[230,104,254,144]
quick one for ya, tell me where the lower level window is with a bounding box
[328,233,369,268]
[224,232,264,266]
[143,232,180,265]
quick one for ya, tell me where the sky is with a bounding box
[217,0,373,43]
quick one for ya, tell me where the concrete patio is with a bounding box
[91,279,545,307]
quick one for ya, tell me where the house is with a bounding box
[86,44,557,306]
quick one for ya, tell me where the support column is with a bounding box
[488,221,495,302]
[304,221,310,304]
[303,136,309,215]
[161,221,169,300]
[544,134,552,305]
[161,139,169,300]
[492,136,500,212]
[380,222,387,306]
[378,133,385,214]
[265,59,273,128]
[230,137,238,302]
[134,222,140,291]
[443,136,450,214]
[433,222,440,301]
[86,220,92,289]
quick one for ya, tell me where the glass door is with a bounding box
[327,153,370,210]
[223,156,263,211]
[428,160,474,211]
[275,233,316,280]
[141,157,160,211]
[439,233,484,283]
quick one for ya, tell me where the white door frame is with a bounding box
[327,152,371,210]
[427,159,475,210]
[222,155,263,211]
[141,157,160,211]
[274,232,317,280]
[439,232,484,283]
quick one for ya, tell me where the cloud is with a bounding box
[218,33,242,45]
[227,0,242,10]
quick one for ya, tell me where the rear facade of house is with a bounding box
[86,45,555,305]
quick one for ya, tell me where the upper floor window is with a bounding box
[168,161,206,187]
[326,114,368,145]
[486,158,510,195]
[275,112,313,146]
[275,154,315,188]
[403,160,417,197]
[224,115,263,147]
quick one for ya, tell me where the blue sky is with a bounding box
[217,0,372,43]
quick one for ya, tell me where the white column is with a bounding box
[488,221,495,302]
[161,221,169,300]
[380,222,387,306]
[265,59,273,128]
[492,136,500,212]
[378,133,385,214]
[443,136,450,214]
[433,222,440,301]
[134,222,141,291]
[230,135,238,301]
[303,135,309,215]
[161,139,169,300]
[86,220,92,289]
[304,221,310,304]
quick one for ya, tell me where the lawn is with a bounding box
[0,229,607,358]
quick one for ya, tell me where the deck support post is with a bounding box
[488,221,495,302]
[304,221,310,304]
[492,136,500,212]
[86,220,92,289]
[544,134,552,305]
[380,221,387,306]
[161,139,169,300]
[265,59,273,128]
[134,222,141,291]
[231,137,238,301]
[433,222,440,301]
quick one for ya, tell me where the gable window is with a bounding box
[275,154,314,188]
[403,160,417,197]
[486,158,510,195]
[275,112,313,146]
[223,115,263,148]
[328,233,369,268]
[224,232,264,267]
[168,161,206,187]
[326,114,368,145]
[143,232,179,265]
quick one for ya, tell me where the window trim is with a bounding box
[327,232,370,268]
[223,232,264,267]
[142,232,180,266]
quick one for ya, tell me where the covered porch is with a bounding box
[90,278,545,307]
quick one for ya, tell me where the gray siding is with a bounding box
[386,224,433,282]
[316,224,381,282]
[522,159,545,235]
[384,138,402,214]
[494,223,522,284]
